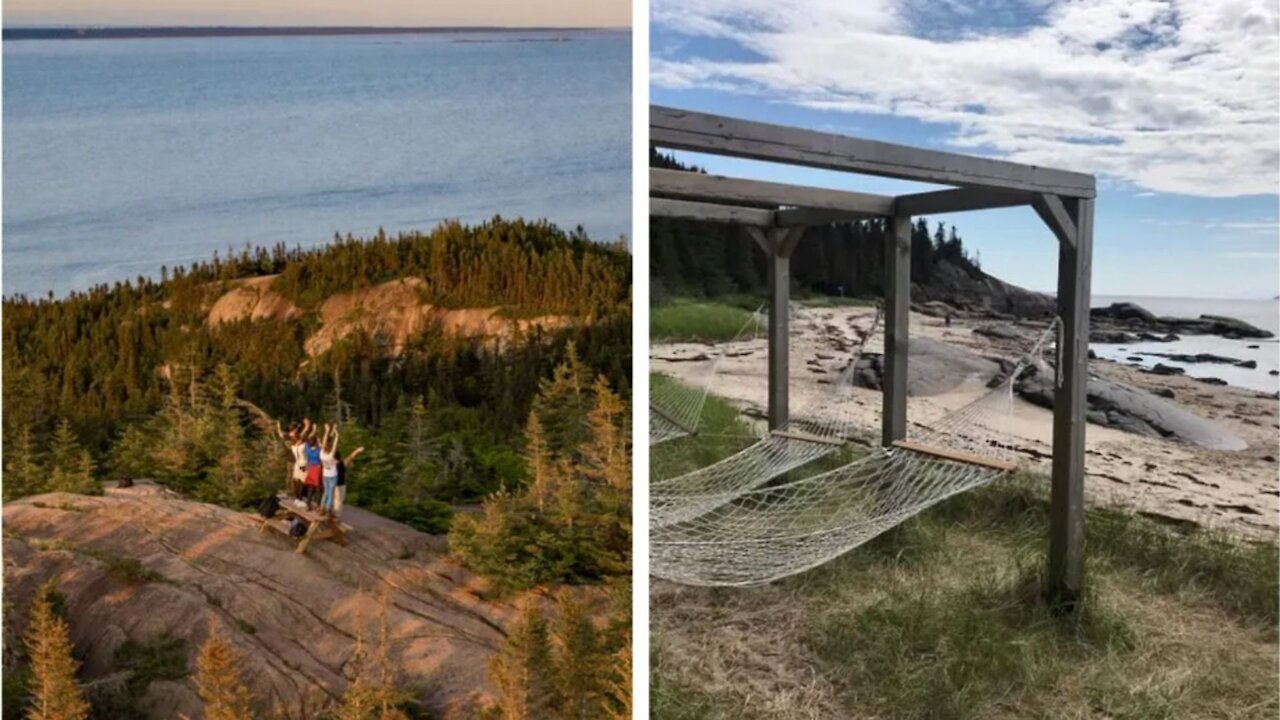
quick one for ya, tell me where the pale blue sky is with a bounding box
[652,0,1279,299]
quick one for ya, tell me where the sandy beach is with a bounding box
[652,304,1280,537]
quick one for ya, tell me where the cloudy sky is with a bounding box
[652,0,1279,298]
[5,0,630,28]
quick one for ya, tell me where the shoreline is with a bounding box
[652,303,1279,538]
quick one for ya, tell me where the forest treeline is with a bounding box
[2,217,631,530]
[2,217,632,718]
[650,149,984,301]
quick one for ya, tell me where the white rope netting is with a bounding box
[651,320,1059,587]
[651,308,882,528]
[650,305,766,445]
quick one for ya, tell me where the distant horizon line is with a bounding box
[2,25,630,40]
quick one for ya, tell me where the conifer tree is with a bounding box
[4,424,45,500]
[601,633,631,720]
[551,591,601,720]
[488,601,556,720]
[195,617,255,720]
[337,603,409,720]
[46,419,96,495]
[24,580,89,720]
[524,413,551,512]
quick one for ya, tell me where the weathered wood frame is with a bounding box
[650,105,1096,607]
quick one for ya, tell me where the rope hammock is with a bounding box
[651,307,883,529]
[649,304,768,445]
[651,320,1059,587]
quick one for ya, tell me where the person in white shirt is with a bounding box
[319,423,341,516]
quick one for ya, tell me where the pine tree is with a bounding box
[24,579,90,720]
[4,424,45,500]
[601,633,631,720]
[46,419,96,495]
[489,601,556,720]
[524,413,552,512]
[195,617,255,720]
[551,591,601,720]
[337,603,409,720]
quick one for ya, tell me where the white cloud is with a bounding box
[652,0,1279,197]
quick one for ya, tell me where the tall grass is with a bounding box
[651,300,760,343]
[650,398,1279,720]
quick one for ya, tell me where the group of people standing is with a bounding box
[276,418,363,517]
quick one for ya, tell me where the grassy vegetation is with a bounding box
[650,399,1280,720]
[650,376,759,480]
[651,299,760,343]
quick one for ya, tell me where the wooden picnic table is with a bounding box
[259,495,350,554]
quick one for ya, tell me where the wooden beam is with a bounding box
[652,105,1097,198]
[651,167,895,215]
[771,429,847,447]
[775,206,875,227]
[650,402,695,435]
[891,440,1018,473]
[1047,197,1092,611]
[1032,193,1078,248]
[650,197,775,226]
[882,215,911,446]
[894,187,1031,216]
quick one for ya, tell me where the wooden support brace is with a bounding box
[1032,193,1078,248]
[770,429,847,447]
[891,440,1018,473]
[650,402,696,435]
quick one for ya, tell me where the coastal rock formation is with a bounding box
[1015,369,1245,450]
[2,483,526,719]
[1091,302,1274,340]
[910,260,1055,319]
[852,337,1002,396]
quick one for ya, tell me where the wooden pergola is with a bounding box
[650,105,1096,607]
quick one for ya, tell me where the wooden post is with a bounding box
[882,215,911,445]
[1047,196,1093,610]
[749,226,804,430]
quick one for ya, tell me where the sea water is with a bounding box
[1091,295,1279,393]
[2,31,631,297]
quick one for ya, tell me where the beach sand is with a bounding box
[652,304,1279,537]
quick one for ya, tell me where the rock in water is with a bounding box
[1091,302,1157,323]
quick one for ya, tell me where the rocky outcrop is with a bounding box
[852,337,1003,396]
[1091,302,1274,340]
[911,260,1055,319]
[1015,368,1246,450]
[2,484,529,719]
[305,278,573,356]
[208,275,302,325]
[207,276,574,358]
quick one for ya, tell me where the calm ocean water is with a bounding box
[2,31,631,297]
[1091,295,1279,393]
